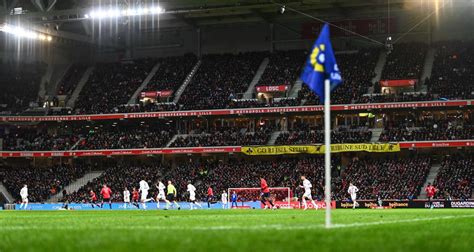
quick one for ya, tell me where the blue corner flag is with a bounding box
[300,23,342,103]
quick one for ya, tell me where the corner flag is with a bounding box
[300,23,342,102]
[300,23,342,228]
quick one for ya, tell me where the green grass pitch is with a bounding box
[0,209,473,252]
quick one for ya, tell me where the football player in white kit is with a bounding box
[156,180,169,209]
[347,183,359,209]
[139,179,152,209]
[19,184,28,210]
[299,176,318,210]
[221,190,228,209]
[187,182,202,210]
[123,187,131,209]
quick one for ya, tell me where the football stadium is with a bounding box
[0,0,473,251]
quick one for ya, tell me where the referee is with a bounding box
[166,180,180,210]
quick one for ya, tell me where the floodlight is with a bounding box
[87,6,165,19]
[0,24,52,42]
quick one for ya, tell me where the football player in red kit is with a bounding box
[260,177,275,209]
[89,189,101,208]
[132,187,140,209]
[206,186,214,208]
[425,183,437,209]
[100,184,112,209]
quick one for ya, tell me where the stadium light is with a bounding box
[87,6,165,19]
[0,24,53,42]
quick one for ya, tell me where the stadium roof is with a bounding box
[0,0,410,47]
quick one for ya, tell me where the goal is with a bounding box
[227,187,292,209]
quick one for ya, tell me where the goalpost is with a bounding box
[227,187,291,209]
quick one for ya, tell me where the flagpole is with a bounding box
[324,78,332,229]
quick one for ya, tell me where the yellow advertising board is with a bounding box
[241,143,400,155]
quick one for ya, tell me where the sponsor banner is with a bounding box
[231,206,251,209]
[334,100,470,111]
[321,143,401,153]
[1,141,473,158]
[14,202,256,211]
[0,100,471,122]
[140,90,173,98]
[338,200,378,209]
[242,143,400,155]
[0,147,241,158]
[125,109,230,119]
[274,200,336,209]
[266,201,336,209]
[399,140,474,148]
[424,201,445,209]
[336,200,474,209]
[337,200,411,209]
[242,145,318,155]
[380,79,417,87]
[449,201,474,208]
[12,200,474,210]
[256,85,289,93]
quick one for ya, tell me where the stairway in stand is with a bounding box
[47,171,104,202]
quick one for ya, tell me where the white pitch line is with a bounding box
[0,215,473,231]
[331,214,474,229]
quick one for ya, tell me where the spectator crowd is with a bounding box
[379,115,473,142]
[76,127,174,150]
[4,42,474,116]
[426,41,474,100]
[333,156,432,200]
[0,125,81,151]
[142,54,198,102]
[1,122,175,151]
[180,52,266,110]
[257,50,306,87]
[276,122,372,145]
[75,58,156,114]
[2,153,472,203]
[65,163,165,203]
[64,157,330,203]
[381,43,427,81]
[170,125,273,147]
[57,64,88,97]
[0,163,87,202]
[0,62,46,114]
[434,155,473,200]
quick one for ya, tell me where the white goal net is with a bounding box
[227,187,292,209]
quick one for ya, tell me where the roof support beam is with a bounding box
[81,20,92,36]
[46,0,57,12]
[30,0,45,12]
